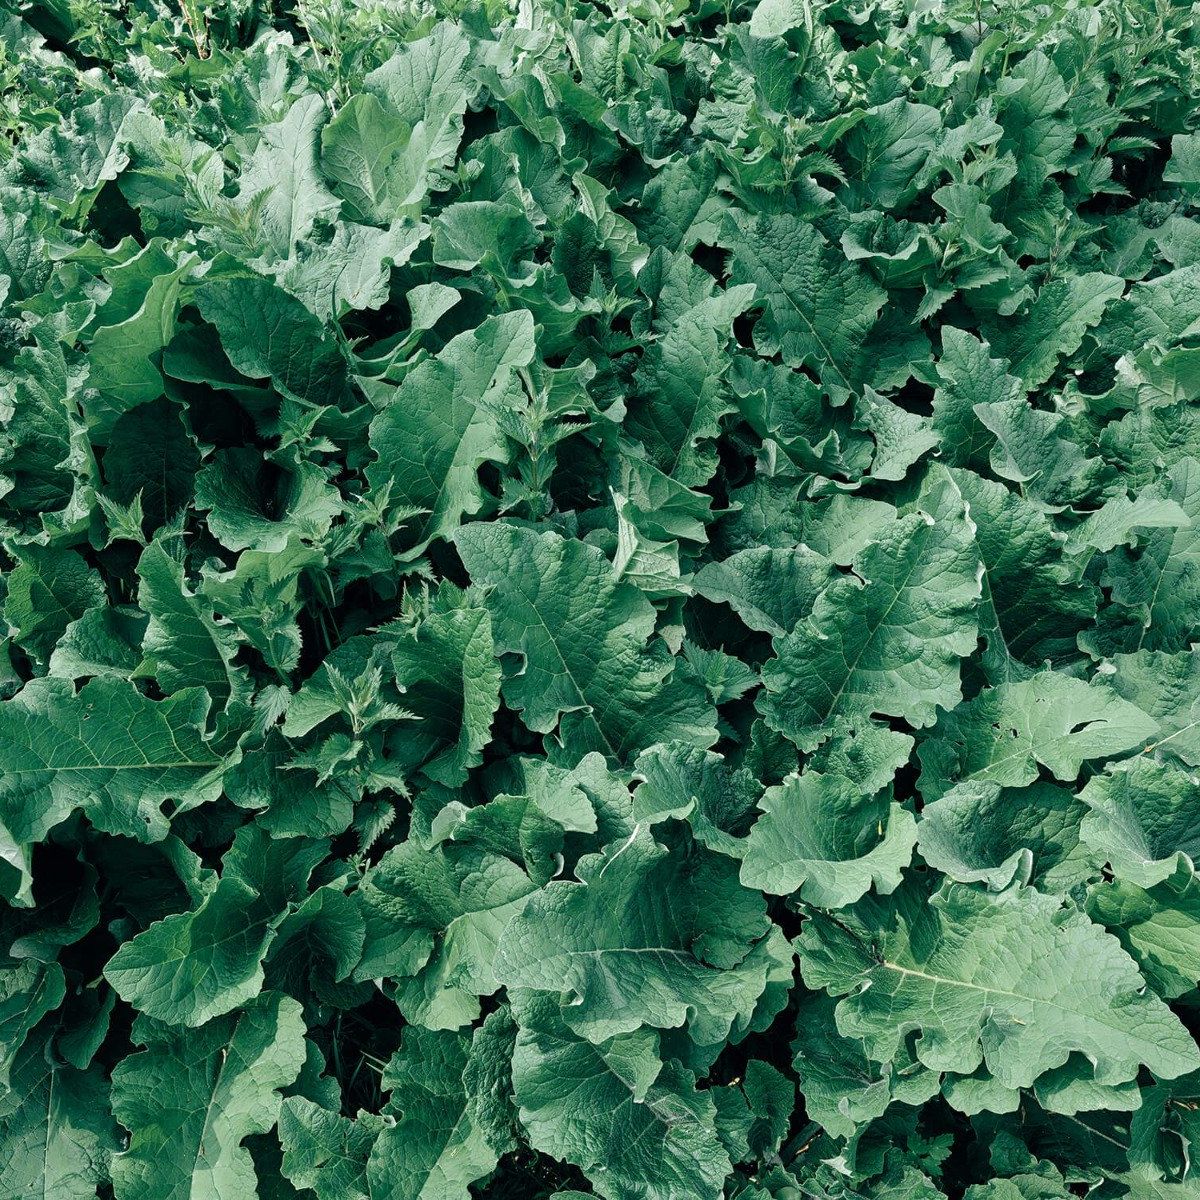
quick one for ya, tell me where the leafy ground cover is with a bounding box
[3,0,1200,1196]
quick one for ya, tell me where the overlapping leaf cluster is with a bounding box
[3,0,1200,1196]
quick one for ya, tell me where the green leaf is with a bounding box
[280,220,426,322]
[930,328,1019,472]
[720,210,887,395]
[85,241,193,436]
[0,336,81,534]
[195,448,343,553]
[1101,649,1200,767]
[972,399,1106,508]
[390,586,500,787]
[1066,489,1190,556]
[135,538,246,712]
[0,206,49,304]
[950,467,1096,676]
[511,990,731,1200]
[918,674,1157,799]
[634,149,723,253]
[194,273,349,406]
[362,22,472,211]
[842,99,942,211]
[0,957,65,1086]
[1105,264,1200,354]
[199,539,322,676]
[110,992,306,1200]
[800,876,1200,1091]
[233,94,339,264]
[917,780,1094,893]
[740,771,917,907]
[356,840,535,1029]
[1087,863,1200,1000]
[713,1058,793,1164]
[748,0,810,38]
[760,488,980,750]
[101,398,199,530]
[321,93,418,224]
[432,199,539,274]
[225,733,356,839]
[367,313,535,557]
[1092,457,1200,653]
[495,827,772,1046]
[3,546,105,663]
[16,93,142,212]
[692,546,834,637]
[792,992,937,1139]
[632,741,757,858]
[625,283,756,487]
[0,677,226,881]
[104,828,326,1025]
[1164,133,1200,191]
[431,752,606,885]
[278,1098,383,1200]
[1079,757,1200,888]
[986,272,1124,389]
[0,1032,119,1199]
[366,1024,502,1200]
[1128,1070,1200,1181]
[48,605,146,680]
[456,523,715,760]
[855,387,939,482]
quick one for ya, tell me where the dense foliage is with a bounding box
[4,0,1200,1196]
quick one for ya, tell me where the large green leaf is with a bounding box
[367,313,535,556]
[495,827,773,1046]
[104,829,326,1026]
[511,990,731,1200]
[0,677,226,901]
[919,674,1157,799]
[1079,757,1200,888]
[110,992,306,1199]
[135,538,247,712]
[456,523,715,759]
[0,1032,119,1199]
[194,273,350,405]
[739,770,917,907]
[760,489,980,750]
[365,1024,506,1200]
[720,210,886,395]
[800,877,1200,1091]
[356,839,535,1029]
